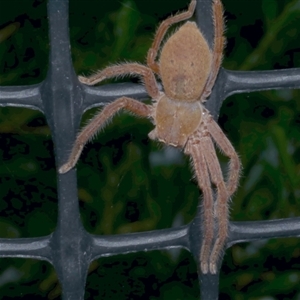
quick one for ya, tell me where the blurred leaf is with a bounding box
[0,22,20,43]
[240,0,300,70]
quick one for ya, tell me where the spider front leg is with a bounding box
[59,62,161,173]
[146,0,196,74]
[78,63,160,99]
[202,0,225,98]
[59,97,152,174]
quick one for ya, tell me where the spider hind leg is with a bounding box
[185,132,215,274]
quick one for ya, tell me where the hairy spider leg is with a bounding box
[206,116,241,273]
[59,63,161,173]
[207,116,241,197]
[186,114,240,274]
[185,130,215,274]
[200,127,229,274]
[59,97,152,174]
[78,63,160,99]
[202,0,225,99]
[146,0,197,74]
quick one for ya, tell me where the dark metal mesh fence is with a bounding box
[0,0,300,299]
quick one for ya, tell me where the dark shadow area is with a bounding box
[85,249,199,299]
[0,258,61,299]
[220,237,300,299]
[220,90,300,222]
[0,107,57,238]
[0,0,48,86]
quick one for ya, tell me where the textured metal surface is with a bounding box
[0,0,299,299]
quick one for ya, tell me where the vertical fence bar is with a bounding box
[43,0,89,298]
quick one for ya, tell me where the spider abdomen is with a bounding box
[150,95,202,147]
[160,21,212,102]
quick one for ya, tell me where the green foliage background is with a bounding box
[0,0,299,299]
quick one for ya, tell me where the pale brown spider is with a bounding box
[59,0,240,274]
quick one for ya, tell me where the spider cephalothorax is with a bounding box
[59,0,241,274]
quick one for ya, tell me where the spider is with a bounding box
[59,0,241,274]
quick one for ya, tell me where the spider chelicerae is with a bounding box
[59,0,241,274]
